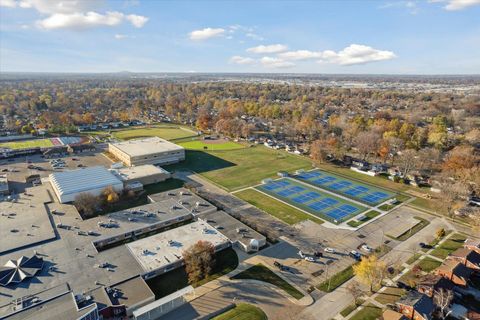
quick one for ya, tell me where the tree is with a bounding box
[352,255,387,293]
[309,139,328,163]
[183,240,215,284]
[354,131,381,161]
[435,228,446,240]
[397,149,418,178]
[346,281,364,306]
[74,192,98,218]
[433,289,453,319]
[196,107,213,132]
[102,186,119,204]
[433,173,469,219]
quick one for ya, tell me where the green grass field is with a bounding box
[0,138,54,149]
[165,146,312,191]
[235,188,323,225]
[430,233,467,259]
[317,265,355,292]
[179,140,245,151]
[112,126,197,141]
[232,264,304,299]
[415,257,442,272]
[347,210,381,227]
[213,304,268,320]
[349,304,383,320]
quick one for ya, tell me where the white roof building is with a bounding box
[108,137,185,166]
[49,166,123,203]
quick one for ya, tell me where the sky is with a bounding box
[0,0,479,74]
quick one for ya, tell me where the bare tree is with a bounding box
[74,192,98,218]
[397,149,418,178]
[346,281,364,306]
[183,241,215,284]
[355,131,381,161]
[433,289,453,318]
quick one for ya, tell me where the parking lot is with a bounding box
[0,148,112,193]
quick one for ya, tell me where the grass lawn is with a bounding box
[409,197,448,215]
[179,140,245,151]
[430,233,468,259]
[165,146,312,191]
[112,126,197,141]
[347,210,381,227]
[232,264,304,299]
[349,304,383,320]
[147,248,238,299]
[393,216,430,241]
[415,257,442,272]
[235,188,323,225]
[0,138,54,149]
[212,303,267,320]
[316,265,354,292]
[374,287,405,305]
[406,253,423,265]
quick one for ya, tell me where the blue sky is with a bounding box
[0,0,479,74]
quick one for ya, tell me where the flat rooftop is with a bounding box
[92,199,193,244]
[111,164,170,182]
[148,188,216,215]
[126,220,230,273]
[0,186,56,254]
[199,210,266,248]
[107,276,154,308]
[2,284,97,320]
[49,166,122,196]
[110,137,184,157]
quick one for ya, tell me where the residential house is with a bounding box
[416,274,453,298]
[396,291,434,320]
[447,248,480,271]
[435,260,472,287]
[464,238,480,254]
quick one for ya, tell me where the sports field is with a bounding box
[112,126,197,141]
[179,140,245,151]
[0,138,54,149]
[165,146,312,191]
[294,170,395,206]
[257,178,367,224]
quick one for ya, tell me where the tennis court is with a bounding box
[294,170,395,205]
[257,178,367,224]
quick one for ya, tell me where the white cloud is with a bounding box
[18,0,102,14]
[5,0,148,30]
[230,56,255,65]
[444,0,480,10]
[380,1,419,14]
[319,44,396,65]
[114,33,127,39]
[126,14,148,28]
[0,0,17,8]
[278,50,324,61]
[260,56,295,68]
[189,27,225,40]
[245,32,264,41]
[37,11,128,30]
[247,44,288,54]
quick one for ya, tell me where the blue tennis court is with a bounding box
[257,178,367,224]
[294,170,395,205]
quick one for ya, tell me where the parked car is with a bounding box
[349,250,362,260]
[314,251,323,258]
[419,242,427,248]
[360,244,373,253]
[304,256,316,262]
[324,247,336,253]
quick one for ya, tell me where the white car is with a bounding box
[324,247,336,253]
[361,244,373,253]
[304,256,316,262]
